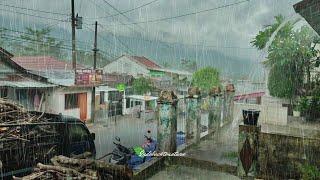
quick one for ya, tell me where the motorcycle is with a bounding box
[103,136,157,169]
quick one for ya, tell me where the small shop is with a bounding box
[125,95,158,119]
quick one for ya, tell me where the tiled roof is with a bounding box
[12,56,85,72]
[129,56,161,69]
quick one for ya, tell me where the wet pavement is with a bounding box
[149,165,240,180]
[87,113,210,159]
[185,118,239,166]
[87,114,157,159]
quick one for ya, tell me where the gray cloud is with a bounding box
[0,0,305,62]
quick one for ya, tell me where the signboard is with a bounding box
[149,70,165,77]
[75,69,103,85]
[116,83,126,92]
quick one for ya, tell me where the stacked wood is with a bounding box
[14,154,133,180]
[0,98,57,149]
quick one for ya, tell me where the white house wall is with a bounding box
[103,56,150,77]
[45,87,92,120]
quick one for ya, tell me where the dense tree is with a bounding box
[132,77,153,95]
[268,64,296,99]
[251,15,319,100]
[192,67,220,93]
[16,27,65,59]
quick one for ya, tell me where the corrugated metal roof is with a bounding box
[12,56,86,71]
[0,80,57,88]
[29,70,75,86]
[154,68,192,76]
[128,56,161,70]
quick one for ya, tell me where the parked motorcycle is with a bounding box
[105,135,157,169]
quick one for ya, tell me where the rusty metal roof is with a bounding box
[129,56,161,69]
[12,56,86,71]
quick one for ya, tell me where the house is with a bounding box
[103,55,192,79]
[103,55,162,77]
[0,51,100,121]
[103,55,193,115]
[103,55,192,93]
[0,48,57,110]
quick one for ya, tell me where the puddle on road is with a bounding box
[148,165,240,180]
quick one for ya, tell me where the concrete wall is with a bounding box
[258,132,320,179]
[45,87,92,120]
[103,56,150,77]
[233,102,288,126]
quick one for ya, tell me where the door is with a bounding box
[78,93,87,121]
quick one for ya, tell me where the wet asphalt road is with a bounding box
[88,112,209,159]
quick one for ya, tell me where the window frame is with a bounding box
[65,93,79,110]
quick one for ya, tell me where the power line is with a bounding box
[2,33,114,58]
[100,0,145,31]
[3,34,83,52]
[0,3,68,16]
[0,8,69,22]
[1,27,116,58]
[115,0,250,26]
[84,1,138,55]
[87,0,159,19]
[83,24,131,56]
[1,28,92,48]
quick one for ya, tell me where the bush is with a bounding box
[299,94,320,121]
[192,67,220,93]
[132,77,153,95]
[299,164,320,180]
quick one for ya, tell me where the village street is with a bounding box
[88,112,209,159]
[87,115,157,159]
[1,0,320,179]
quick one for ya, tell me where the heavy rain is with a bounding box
[0,0,320,179]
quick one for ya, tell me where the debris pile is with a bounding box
[13,154,133,180]
[0,98,57,149]
[0,98,53,124]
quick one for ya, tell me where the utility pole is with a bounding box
[71,0,76,70]
[91,21,98,122]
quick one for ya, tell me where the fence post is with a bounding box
[208,86,222,132]
[225,84,236,124]
[186,87,201,144]
[157,90,178,153]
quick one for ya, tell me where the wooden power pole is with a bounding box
[71,0,76,70]
[91,21,98,122]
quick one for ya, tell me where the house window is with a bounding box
[0,88,7,98]
[135,101,141,106]
[100,91,105,105]
[65,93,79,109]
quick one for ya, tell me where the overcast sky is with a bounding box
[0,0,306,62]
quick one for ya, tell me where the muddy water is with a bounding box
[149,165,240,180]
